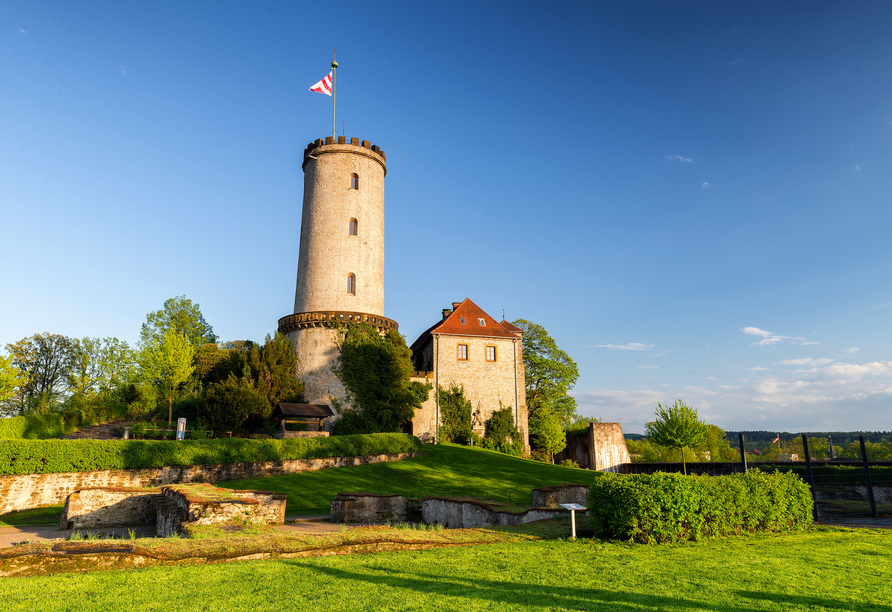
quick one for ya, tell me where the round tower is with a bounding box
[278,137,398,412]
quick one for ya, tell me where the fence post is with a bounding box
[802,435,817,521]
[738,433,748,473]
[859,435,877,517]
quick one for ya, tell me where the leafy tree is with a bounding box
[645,400,710,475]
[510,319,579,441]
[482,406,524,456]
[565,415,603,435]
[245,333,304,410]
[67,337,136,398]
[437,383,473,444]
[0,354,24,416]
[698,424,735,462]
[140,295,217,348]
[198,377,269,434]
[5,333,74,413]
[138,328,195,428]
[332,323,430,434]
[537,412,567,463]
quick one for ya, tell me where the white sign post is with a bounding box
[176,418,186,441]
[559,503,586,540]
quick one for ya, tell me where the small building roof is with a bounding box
[409,298,519,355]
[499,319,524,334]
[274,403,335,418]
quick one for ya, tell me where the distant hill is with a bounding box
[725,431,890,447]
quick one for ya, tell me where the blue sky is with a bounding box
[2,1,891,434]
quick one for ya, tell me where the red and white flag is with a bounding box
[772,434,780,444]
[309,72,332,96]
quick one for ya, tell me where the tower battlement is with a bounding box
[302,137,386,175]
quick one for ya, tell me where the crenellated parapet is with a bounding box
[302,137,387,175]
[278,310,398,334]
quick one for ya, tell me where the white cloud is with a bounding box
[855,164,862,172]
[636,365,660,369]
[666,155,693,163]
[743,327,773,337]
[778,358,833,366]
[742,326,814,347]
[119,64,127,77]
[748,367,773,372]
[700,182,710,189]
[592,343,654,351]
[702,376,717,381]
[844,347,860,354]
[18,27,26,34]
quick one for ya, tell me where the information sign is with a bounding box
[176,418,186,441]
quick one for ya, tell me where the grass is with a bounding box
[220,443,593,515]
[0,526,889,610]
[0,506,63,527]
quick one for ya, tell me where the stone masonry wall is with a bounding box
[329,492,408,523]
[287,326,348,411]
[411,334,528,448]
[530,485,590,508]
[60,487,161,530]
[0,452,420,515]
[421,498,568,528]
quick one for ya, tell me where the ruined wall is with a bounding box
[530,484,590,508]
[421,498,569,528]
[156,486,286,537]
[60,487,161,530]
[557,423,631,472]
[0,451,420,515]
[329,492,407,523]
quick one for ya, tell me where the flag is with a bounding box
[772,434,780,444]
[309,72,332,96]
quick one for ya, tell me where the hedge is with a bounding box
[0,415,68,440]
[0,433,422,476]
[588,470,813,544]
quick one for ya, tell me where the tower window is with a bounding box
[349,218,358,236]
[347,273,356,295]
[350,173,359,190]
[486,346,497,362]
[457,344,468,361]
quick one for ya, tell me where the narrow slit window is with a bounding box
[486,346,496,362]
[347,273,356,295]
[478,318,486,326]
[457,344,468,361]
[349,218,358,236]
[350,173,359,190]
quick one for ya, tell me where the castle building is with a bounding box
[408,299,529,449]
[278,136,528,446]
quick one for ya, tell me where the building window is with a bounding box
[347,273,356,295]
[486,346,496,362]
[349,218,357,236]
[457,344,468,361]
[478,318,486,326]
[460,317,466,325]
[350,173,359,190]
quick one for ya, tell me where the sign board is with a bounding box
[176,418,186,441]
[559,503,586,511]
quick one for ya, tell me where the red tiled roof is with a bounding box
[431,299,518,339]
[499,320,524,334]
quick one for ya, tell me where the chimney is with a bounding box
[442,309,453,320]
[452,301,462,310]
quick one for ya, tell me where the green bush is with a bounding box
[0,414,68,439]
[588,470,813,544]
[481,408,524,456]
[0,433,422,475]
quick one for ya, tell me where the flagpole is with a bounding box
[331,52,338,138]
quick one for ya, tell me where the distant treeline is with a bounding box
[724,431,890,448]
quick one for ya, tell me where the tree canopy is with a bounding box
[510,319,579,440]
[138,328,195,427]
[4,333,73,413]
[645,400,710,474]
[140,295,217,348]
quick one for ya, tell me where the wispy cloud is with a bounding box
[844,347,860,354]
[741,327,815,347]
[702,376,717,381]
[18,26,26,34]
[855,164,862,172]
[119,64,128,77]
[593,343,654,351]
[749,367,773,372]
[666,155,693,163]
[636,365,660,369]
[853,301,892,314]
[729,58,747,68]
[778,358,833,366]
[700,182,710,189]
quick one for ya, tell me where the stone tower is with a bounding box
[278,136,398,413]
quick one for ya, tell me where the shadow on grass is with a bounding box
[290,562,892,611]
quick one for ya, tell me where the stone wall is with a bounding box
[60,487,161,530]
[286,326,349,411]
[0,451,420,515]
[410,334,529,449]
[156,485,286,537]
[530,484,590,508]
[329,492,408,523]
[421,497,569,528]
[555,423,631,472]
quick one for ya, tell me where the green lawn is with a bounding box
[0,506,63,527]
[221,443,593,515]
[1,528,890,611]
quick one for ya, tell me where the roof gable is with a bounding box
[431,299,518,339]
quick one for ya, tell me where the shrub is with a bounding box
[0,433,422,475]
[481,407,523,456]
[588,470,813,544]
[0,414,68,439]
[198,380,269,434]
[437,384,474,445]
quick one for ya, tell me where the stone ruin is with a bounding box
[329,492,408,524]
[60,484,286,536]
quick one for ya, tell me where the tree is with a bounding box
[482,406,524,456]
[645,400,710,475]
[5,333,74,413]
[198,377,269,434]
[138,328,195,428]
[510,319,579,441]
[0,354,24,417]
[140,295,217,348]
[537,413,567,463]
[245,333,305,410]
[332,323,430,434]
[437,383,473,444]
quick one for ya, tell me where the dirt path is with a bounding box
[62,419,132,440]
